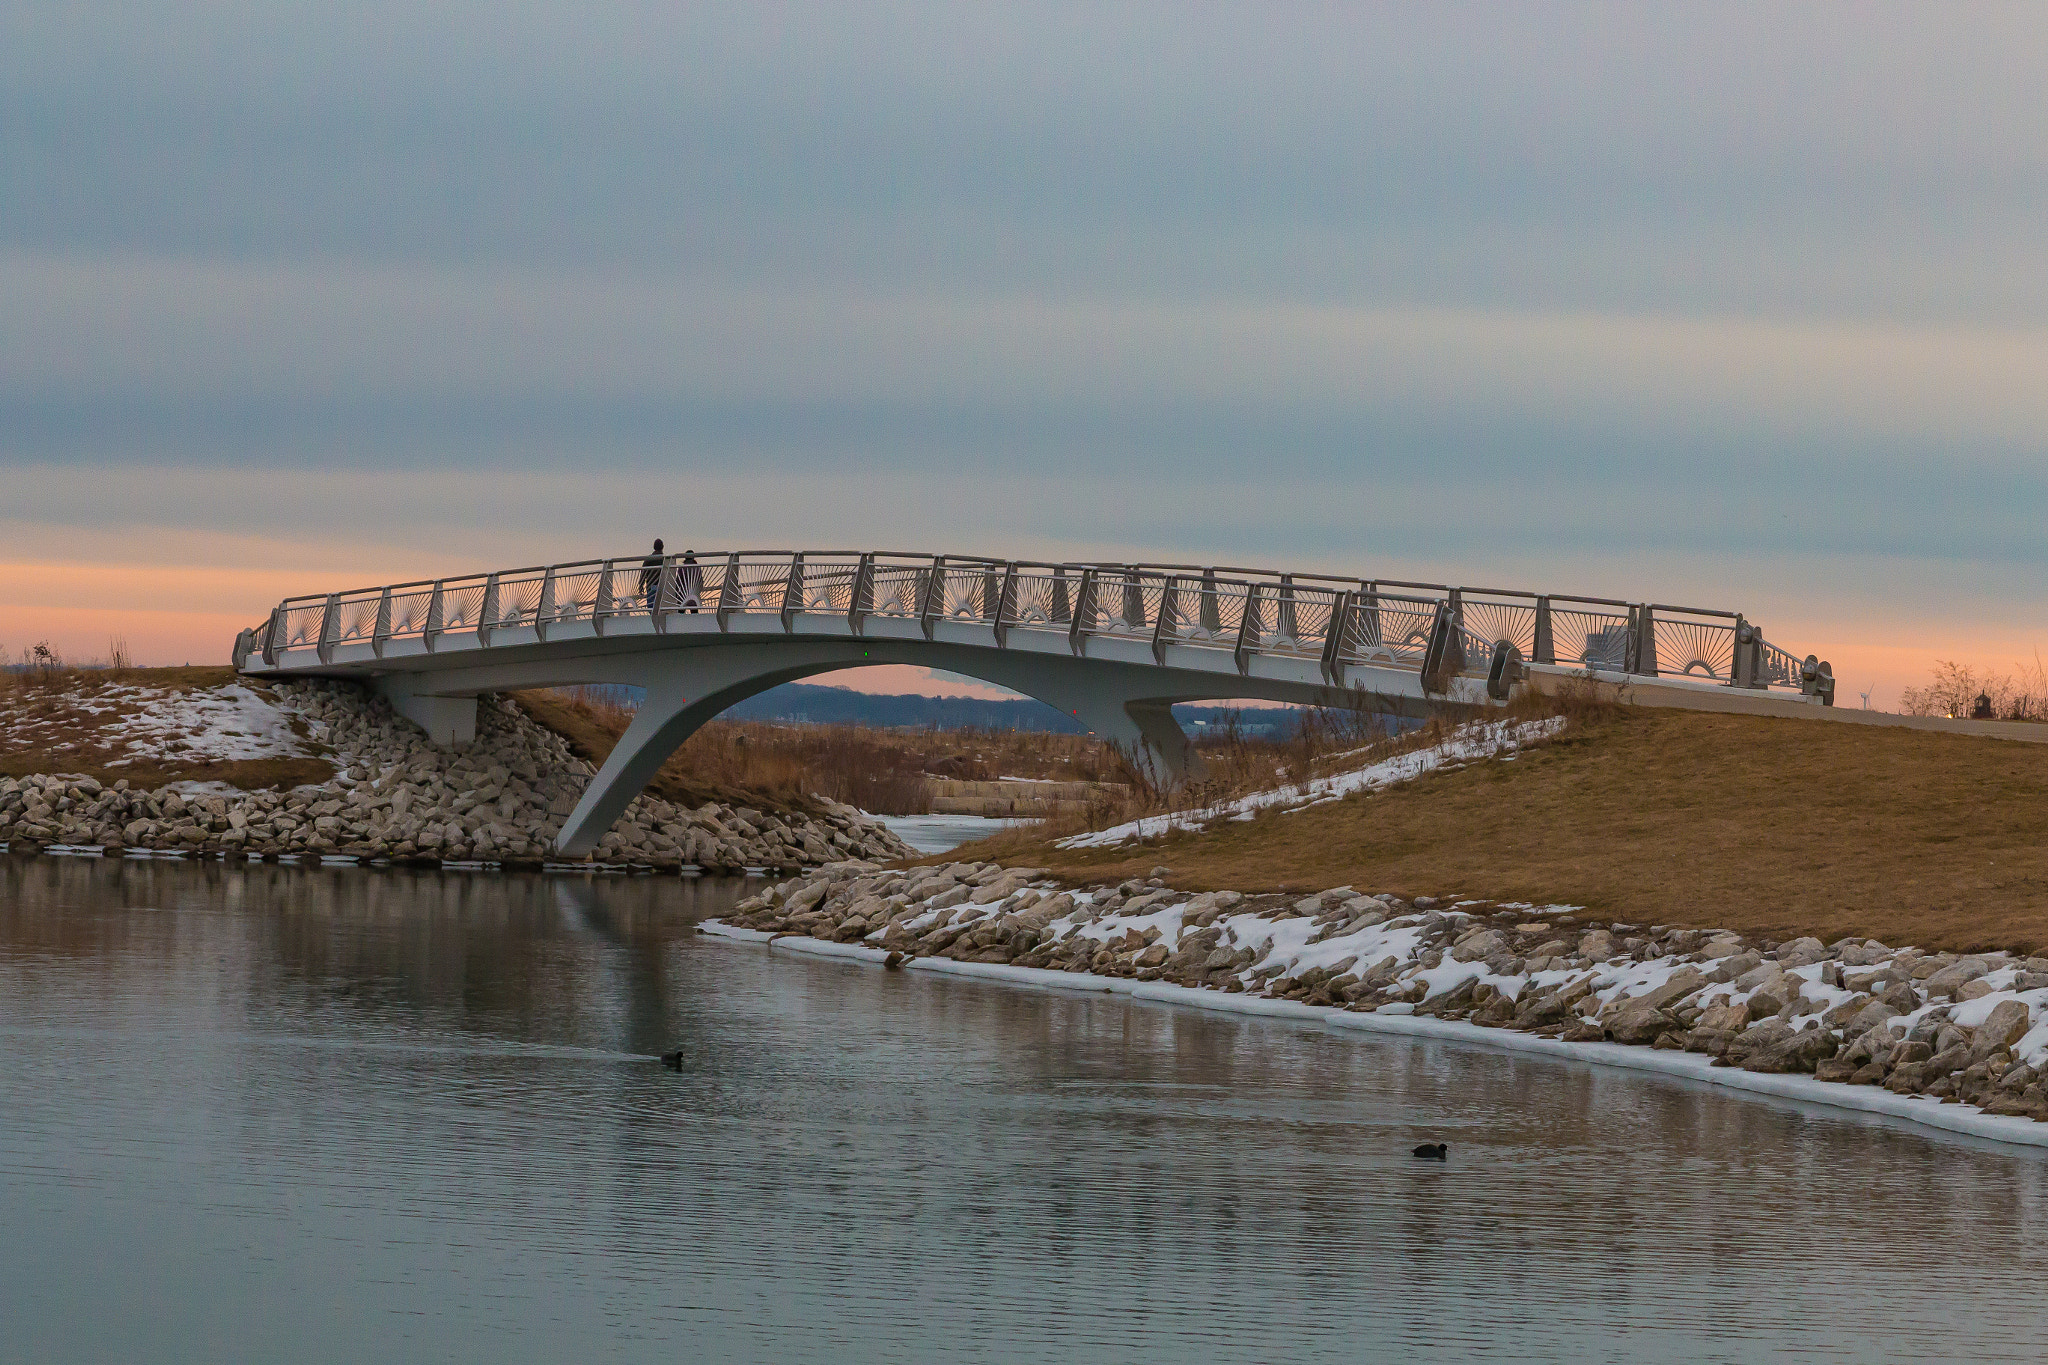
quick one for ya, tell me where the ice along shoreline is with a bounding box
[704,860,2048,1151]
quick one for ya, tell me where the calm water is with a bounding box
[6,858,2048,1363]
[876,812,1022,855]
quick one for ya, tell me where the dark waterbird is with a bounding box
[1412,1143,1448,1160]
[659,1050,684,1070]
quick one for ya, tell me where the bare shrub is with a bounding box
[1901,657,2048,721]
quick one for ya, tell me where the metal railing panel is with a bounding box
[437,581,489,633]
[1459,596,1539,659]
[548,569,606,624]
[1005,568,1074,628]
[1171,573,1245,642]
[281,603,325,649]
[1284,587,1340,658]
[797,557,863,614]
[335,596,381,644]
[590,563,629,618]
[386,587,436,638]
[1346,593,1439,666]
[726,555,795,615]
[1083,571,1155,641]
[1757,640,1806,689]
[490,571,549,629]
[1652,616,1737,681]
[867,561,930,620]
[1550,604,1634,673]
[685,556,724,611]
[938,563,993,621]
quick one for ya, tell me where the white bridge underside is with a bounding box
[253,609,1483,856]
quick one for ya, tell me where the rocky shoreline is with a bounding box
[0,680,912,870]
[715,860,2048,1140]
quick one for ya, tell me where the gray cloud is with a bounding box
[3,1,2045,688]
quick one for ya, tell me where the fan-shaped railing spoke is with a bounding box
[387,590,433,636]
[1460,599,1537,656]
[727,558,789,613]
[1655,619,1734,680]
[798,560,859,613]
[1552,608,1631,672]
[283,605,324,646]
[336,597,379,642]
[868,565,926,618]
[548,571,602,623]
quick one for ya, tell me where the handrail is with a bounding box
[252,548,1832,700]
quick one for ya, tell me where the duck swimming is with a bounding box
[1412,1142,1448,1160]
[659,1050,684,1070]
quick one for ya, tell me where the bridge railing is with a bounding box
[248,549,1832,703]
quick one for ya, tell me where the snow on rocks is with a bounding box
[713,863,2048,1140]
[0,679,912,869]
[1056,717,1565,849]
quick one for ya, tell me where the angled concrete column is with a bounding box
[1060,695,1200,787]
[554,678,702,856]
[935,650,1205,787]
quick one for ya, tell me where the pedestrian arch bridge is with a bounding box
[234,549,1834,856]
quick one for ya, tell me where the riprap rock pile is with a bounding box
[1,680,911,869]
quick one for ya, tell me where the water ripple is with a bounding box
[1,857,2045,1363]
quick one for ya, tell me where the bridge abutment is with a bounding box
[375,681,477,747]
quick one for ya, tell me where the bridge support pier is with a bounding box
[376,679,477,747]
[552,677,709,859]
[1023,692,1201,789]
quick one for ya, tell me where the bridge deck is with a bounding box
[235,548,1833,705]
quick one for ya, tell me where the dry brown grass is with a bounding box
[952,700,2048,954]
[0,665,335,789]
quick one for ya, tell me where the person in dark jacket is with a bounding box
[640,539,665,611]
[678,550,703,612]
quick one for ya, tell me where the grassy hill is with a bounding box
[949,704,2048,954]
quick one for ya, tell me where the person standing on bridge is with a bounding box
[640,539,666,612]
[678,550,703,613]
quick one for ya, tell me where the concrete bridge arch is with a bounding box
[367,633,1421,857]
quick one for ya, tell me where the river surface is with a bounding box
[7,857,2048,1363]
[876,812,1022,855]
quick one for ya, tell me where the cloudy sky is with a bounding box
[5,3,2044,702]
